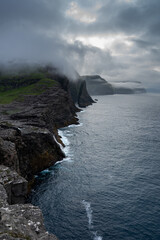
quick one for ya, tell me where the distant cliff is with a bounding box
[81,75,114,95]
[112,81,146,94]
[82,75,146,95]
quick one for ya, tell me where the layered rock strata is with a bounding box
[0,166,58,240]
[0,84,79,179]
[0,82,83,239]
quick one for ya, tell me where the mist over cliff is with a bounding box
[1,0,160,91]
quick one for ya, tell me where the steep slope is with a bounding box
[81,75,114,95]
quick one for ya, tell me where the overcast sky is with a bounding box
[0,0,160,89]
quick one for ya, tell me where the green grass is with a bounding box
[0,78,56,104]
[0,72,47,90]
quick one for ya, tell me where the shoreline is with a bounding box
[0,83,84,239]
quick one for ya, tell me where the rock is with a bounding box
[0,165,28,204]
[0,137,19,172]
[0,202,58,240]
[49,71,94,107]
[0,166,58,240]
[77,80,95,108]
[69,79,94,107]
[0,71,92,240]
[0,184,8,207]
[0,84,79,180]
[16,127,65,179]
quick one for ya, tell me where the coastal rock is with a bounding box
[77,80,95,108]
[0,165,28,204]
[0,136,19,172]
[47,70,94,107]
[0,184,8,207]
[0,178,58,240]
[16,127,65,179]
[69,79,94,107]
[0,84,79,180]
[0,71,92,240]
[0,203,58,240]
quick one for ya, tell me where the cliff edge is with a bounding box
[0,68,93,239]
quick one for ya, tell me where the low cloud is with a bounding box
[0,0,160,89]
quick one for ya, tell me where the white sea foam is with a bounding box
[68,123,83,128]
[82,200,93,229]
[82,200,103,240]
[40,169,50,174]
[54,158,73,165]
[57,129,73,163]
[58,130,70,147]
[93,232,103,240]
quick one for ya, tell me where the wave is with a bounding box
[82,200,93,229]
[68,123,83,128]
[57,130,71,159]
[54,158,73,165]
[82,200,103,240]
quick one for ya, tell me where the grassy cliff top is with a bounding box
[0,72,56,104]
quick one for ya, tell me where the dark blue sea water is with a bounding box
[31,94,160,240]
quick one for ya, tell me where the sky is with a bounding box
[0,0,160,89]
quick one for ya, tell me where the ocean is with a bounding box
[31,94,160,240]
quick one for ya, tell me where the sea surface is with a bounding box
[31,94,160,240]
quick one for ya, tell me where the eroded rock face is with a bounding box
[0,183,8,207]
[0,165,28,204]
[16,128,65,179]
[0,84,79,180]
[0,79,82,240]
[0,171,58,240]
[0,204,58,240]
[51,73,94,108]
[0,136,19,172]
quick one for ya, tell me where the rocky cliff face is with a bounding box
[0,79,85,239]
[0,66,94,239]
[0,84,79,180]
[43,67,94,107]
[0,165,58,240]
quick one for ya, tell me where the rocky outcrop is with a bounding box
[44,67,94,107]
[69,79,94,107]
[0,167,58,239]
[0,165,27,204]
[0,84,79,180]
[0,81,82,239]
[0,69,94,240]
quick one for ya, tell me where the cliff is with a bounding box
[0,69,93,239]
[82,75,146,95]
[81,75,114,95]
[0,83,79,179]
[112,81,146,94]
[0,165,58,240]
[44,67,94,107]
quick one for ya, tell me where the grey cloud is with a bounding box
[0,0,160,89]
